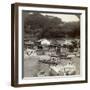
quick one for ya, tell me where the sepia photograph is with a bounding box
[11,3,87,87]
[23,11,80,77]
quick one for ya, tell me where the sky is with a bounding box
[28,12,80,22]
[41,13,80,22]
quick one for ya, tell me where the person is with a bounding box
[64,62,76,75]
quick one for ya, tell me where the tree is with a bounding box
[23,12,80,40]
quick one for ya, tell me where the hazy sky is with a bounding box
[29,12,80,22]
[42,13,79,22]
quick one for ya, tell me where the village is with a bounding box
[24,38,80,77]
[23,12,80,77]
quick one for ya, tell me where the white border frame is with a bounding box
[18,6,86,84]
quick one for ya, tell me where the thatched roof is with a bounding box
[38,39,50,45]
[25,41,34,45]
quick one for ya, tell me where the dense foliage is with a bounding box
[23,12,80,40]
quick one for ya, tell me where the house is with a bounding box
[24,41,34,49]
[38,39,50,46]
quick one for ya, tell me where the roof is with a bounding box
[38,39,50,45]
[25,41,34,45]
[63,40,72,45]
